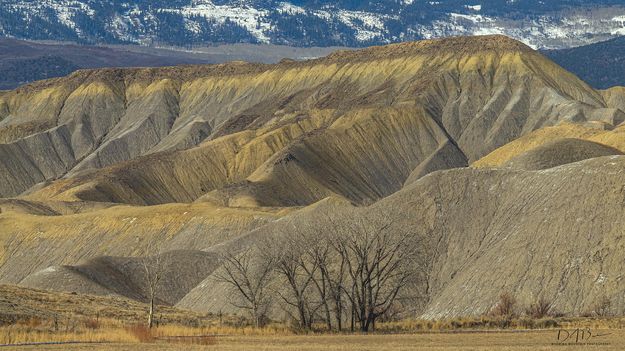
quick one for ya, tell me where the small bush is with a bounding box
[489,292,517,318]
[536,318,559,329]
[378,303,403,323]
[126,324,154,343]
[495,318,511,329]
[83,318,101,330]
[17,317,43,328]
[526,296,554,318]
[593,296,612,317]
[519,318,535,329]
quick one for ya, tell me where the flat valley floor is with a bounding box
[7,330,623,350]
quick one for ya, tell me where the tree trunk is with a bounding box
[360,304,368,332]
[324,303,332,331]
[335,297,342,332]
[147,296,155,329]
[350,302,355,332]
[253,305,259,328]
[298,301,308,329]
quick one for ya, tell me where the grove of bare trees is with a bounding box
[216,211,425,332]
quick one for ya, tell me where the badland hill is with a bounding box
[2,35,625,319]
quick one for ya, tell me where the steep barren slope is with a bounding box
[178,155,625,318]
[3,35,623,209]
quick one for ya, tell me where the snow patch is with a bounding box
[164,1,271,43]
[449,13,494,23]
[278,2,306,15]
[336,10,387,41]
[42,266,57,273]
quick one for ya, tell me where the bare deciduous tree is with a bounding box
[214,248,275,327]
[270,237,321,330]
[140,243,167,329]
[331,213,422,332]
[293,224,348,331]
[304,240,334,331]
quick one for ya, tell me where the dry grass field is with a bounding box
[4,330,625,351]
[3,319,624,350]
[3,285,625,350]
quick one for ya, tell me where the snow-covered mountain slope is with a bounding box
[1,0,625,48]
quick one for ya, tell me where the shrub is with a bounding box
[378,303,403,323]
[519,318,535,329]
[526,296,554,318]
[489,292,517,318]
[536,318,559,329]
[593,296,612,317]
[18,317,43,328]
[83,318,101,330]
[126,324,154,343]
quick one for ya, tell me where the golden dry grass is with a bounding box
[3,316,625,349]
[0,320,299,347]
[0,316,139,345]
[4,285,625,350]
[5,330,625,350]
[0,284,212,325]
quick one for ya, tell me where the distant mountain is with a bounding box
[1,1,625,49]
[544,36,625,89]
[0,38,211,89]
[0,55,78,90]
[0,38,341,90]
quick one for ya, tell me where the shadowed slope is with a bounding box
[20,250,220,305]
[404,140,468,186]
